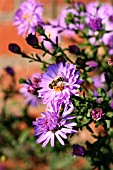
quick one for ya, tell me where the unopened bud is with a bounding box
[8,43,21,54]
[69,45,80,54]
[26,33,38,47]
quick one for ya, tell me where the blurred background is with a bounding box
[0,0,113,170]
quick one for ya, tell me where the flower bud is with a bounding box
[26,33,38,47]
[90,108,105,121]
[76,58,85,66]
[55,55,66,64]
[36,25,45,35]
[4,66,14,76]
[69,45,80,54]
[19,78,26,84]
[65,12,75,24]
[77,1,86,12]
[88,17,102,31]
[72,144,85,157]
[8,43,21,54]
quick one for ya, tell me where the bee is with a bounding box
[49,77,64,89]
[56,77,64,83]
[49,80,57,89]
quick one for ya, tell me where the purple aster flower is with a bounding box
[107,35,113,55]
[72,144,85,157]
[58,7,77,29]
[14,0,44,37]
[109,14,113,22]
[110,100,113,109]
[32,102,77,147]
[86,2,113,45]
[93,90,102,104]
[75,1,86,12]
[102,33,113,55]
[39,24,60,49]
[86,60,98,68]
[86,2,113,26]
[90,108,105,121]
[92,73,105,88]
[38,62,83,105]
[88,17,102,31]
[55,5,84,37]
[108,35,113,49]
[19,73,40,106]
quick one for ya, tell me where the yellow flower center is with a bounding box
[24,13,31,22]
[54,85,64,92]
[24,13,29,19]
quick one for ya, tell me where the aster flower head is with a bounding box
[58,7,77,29]
[86,2,113,45]
[86,60,98,68]
[86,2,113,23]
[57,5,84,34]
[107,35,113,55]
[92,73,105,89]
[38,62,83,105]
[109,15,113,22]
[102,32,113,54]
[39,24,60,49]
[75,1,86,12]
[14,0,44,37]
[90,108,105,121]
[32,102,77,147]
[88,17,102,31]
[72,144,85,157]
[108,34,113,48]
[19,73,40,106]
[110,100,113,109]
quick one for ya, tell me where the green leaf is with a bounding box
[49,56,56,62]
[18,129,30,144]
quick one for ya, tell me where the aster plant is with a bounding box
[7,0,113,169]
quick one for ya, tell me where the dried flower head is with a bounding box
[90,108,105,121]
[72,144,85,157]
